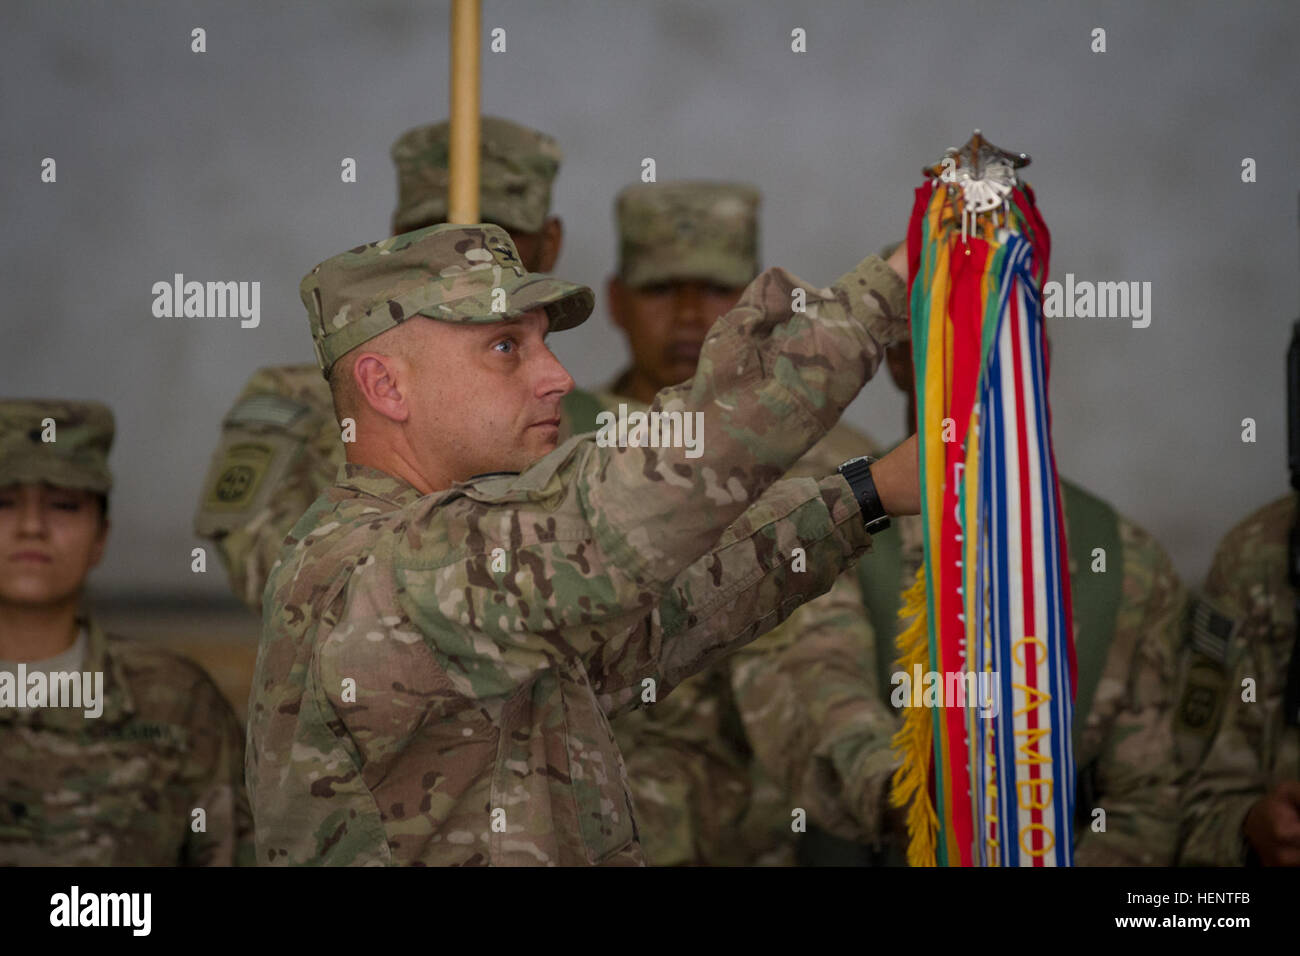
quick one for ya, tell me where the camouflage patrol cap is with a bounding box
[301,223,594,377]
[0,400,114,493]
[617,180,760,289]
[391,116,563,235]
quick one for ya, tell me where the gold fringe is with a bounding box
[889,565,940,866]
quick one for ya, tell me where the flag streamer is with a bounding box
[891,133,1076,867]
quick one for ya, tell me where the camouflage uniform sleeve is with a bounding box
[1073,521,1186,866]
[178,667,256,866]
[194,366,342,612]
[729,568,902,847]
[213,473,327,611]
[1179,774,1257,867]
[1174,499,1292,865]
[601,476,879,867]
[581,256,906,596]
[587,473,873,716]
[1176,619,1259,866]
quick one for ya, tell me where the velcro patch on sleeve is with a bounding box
[203,441,274,512]
[225,393,310,429]
[194,432,301,537]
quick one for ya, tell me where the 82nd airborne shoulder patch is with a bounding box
[193,393,312,537]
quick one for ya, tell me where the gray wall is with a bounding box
[2,0,1297,598]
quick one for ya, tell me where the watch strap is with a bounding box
[838,455,891,534]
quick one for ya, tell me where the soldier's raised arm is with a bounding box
[585,472,878,716]
[580,255,910,594]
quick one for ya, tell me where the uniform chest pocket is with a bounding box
[556,667,636,863]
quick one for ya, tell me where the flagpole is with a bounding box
[449,0,480,224]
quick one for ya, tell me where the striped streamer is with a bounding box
[891,179,1076,867]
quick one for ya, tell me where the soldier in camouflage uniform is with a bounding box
[558,181,895,865]
[726,335,1192,865]
[1177,494,1300,865]
[246,221,916,865]
[195,117,566,610]
[0,400,253,865]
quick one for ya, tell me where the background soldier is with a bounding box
[195,116,565,611]
[247,222,916,864]
[0,400,253,865]
[1177,495,1300,865]
[1176,325,1300,867]
[559,180,896,865]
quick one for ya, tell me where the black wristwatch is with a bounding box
[837,455,891,534]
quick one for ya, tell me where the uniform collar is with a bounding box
[335,463,430,508]
[334,462,525,510]
[86,618,135,724]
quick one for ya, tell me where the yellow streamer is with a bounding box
[889,565,939,866]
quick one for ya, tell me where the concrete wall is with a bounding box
[3,0,1297,598]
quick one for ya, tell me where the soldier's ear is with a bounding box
[352,349,411,424]
[537,216,563,273]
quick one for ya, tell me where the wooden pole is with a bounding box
[448,0,480,223]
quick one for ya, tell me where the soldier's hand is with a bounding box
[1243,781,1300,866]
[870,433,920,517]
